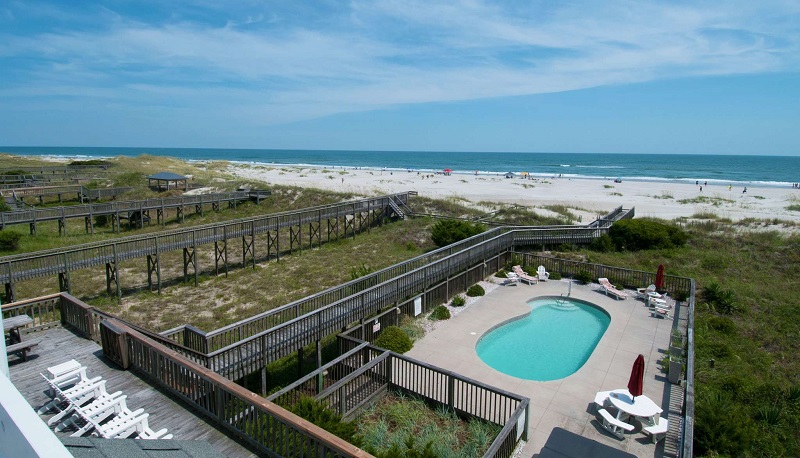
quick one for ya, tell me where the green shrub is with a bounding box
[694,391,756,456]
[0,231,22,251]
[429,305,451,321]
[575,270,592,284]
[787,386,800,403]
[703,282,739,314]
[608,219,688,251]
[548,271,561,280]
[451,295,466,306]
[430,219,486,247]
[466,284,485,297]
[0,201,10,212]
[706,316,736,335]
[494,269,508,278]
[350,263,373,280]
[288,396,361,447]
[588,233,615,252]
[373,326,413,354]
[95,214,110,227]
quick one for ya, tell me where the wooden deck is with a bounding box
[8,326,258,458]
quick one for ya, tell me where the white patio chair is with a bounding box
[38,373,104,418]
[55,392,126,435]
[537,265,550,281]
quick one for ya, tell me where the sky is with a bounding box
[0,1,799,155]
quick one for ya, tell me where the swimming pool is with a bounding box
[476,297,610,381]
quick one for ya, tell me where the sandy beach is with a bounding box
[228,163,800,224]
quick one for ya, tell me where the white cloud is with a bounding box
[1,0,798,127]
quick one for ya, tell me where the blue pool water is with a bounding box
[476,298,610,381]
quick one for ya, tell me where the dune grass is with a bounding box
[356,391,500,458]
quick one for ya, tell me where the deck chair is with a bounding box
[537,266,550,281]
[45,361,90,396]
[598,278,628,300]
[55,393,126,435]
[41,375,110,426]
[512,266,538,285]
[636,284,658,299]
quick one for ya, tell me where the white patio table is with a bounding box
[608,389,663,425]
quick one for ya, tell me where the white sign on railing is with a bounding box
[413,296,422,316]
[516,408,526,440]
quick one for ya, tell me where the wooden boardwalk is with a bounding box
[8,326,258,458]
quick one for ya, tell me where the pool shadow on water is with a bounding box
[533,427,638,458]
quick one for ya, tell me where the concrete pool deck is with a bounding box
[406,279,683,458]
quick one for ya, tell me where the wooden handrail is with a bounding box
[113,319,374,457]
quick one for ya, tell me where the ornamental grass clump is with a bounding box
[451,295,466,306]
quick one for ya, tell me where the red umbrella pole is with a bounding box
[628,354,645,399]
[655,264,665,290]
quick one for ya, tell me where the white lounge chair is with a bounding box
[512,266,538,285]
[599,278,628,300]
[597,408,634,439]
[56,392,126,435]
[39,373,103,413]
[44,360,86,395]
[636,284,658,299]
[642,417,669,443]
[537,265,550,281]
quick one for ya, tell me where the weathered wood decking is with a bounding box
[8,326,258,458]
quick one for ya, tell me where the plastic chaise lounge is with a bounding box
[537,265,550,281]
[636,284,659,299]
[598,278,628,300]
[512,266,538,285]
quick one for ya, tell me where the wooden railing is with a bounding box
[515,253,692,297]
[0,190,264,228]
[681,280,696,458]
[0,192,413,288]
[1,293,62,332]
[108,319,374,457]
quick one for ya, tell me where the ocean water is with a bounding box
[2,146,799,188]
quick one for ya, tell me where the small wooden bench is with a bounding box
[642,417,669,443]
[6,339,41,361]
[598,408,634,439]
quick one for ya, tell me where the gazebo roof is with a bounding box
[148,172,188,181]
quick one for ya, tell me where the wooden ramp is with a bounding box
[8,326,256,458]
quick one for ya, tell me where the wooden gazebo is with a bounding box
[147,172,188,191]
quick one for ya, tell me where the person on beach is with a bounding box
[700,186,703,192]
[704,181,708,186]
[743,187,747,193]
[728,184,732,191]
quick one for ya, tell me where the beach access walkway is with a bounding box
[406,280,686,458]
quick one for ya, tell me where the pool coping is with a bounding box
[405,279,677,457]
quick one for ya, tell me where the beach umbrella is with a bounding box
[443,168,453,175]
[655,264,665,290]
[627,354,645,399]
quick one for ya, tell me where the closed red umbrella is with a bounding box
[655,264,665,290]
[628,354,645,399]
